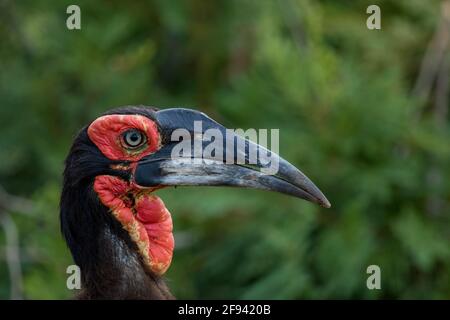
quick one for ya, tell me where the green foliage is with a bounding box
[0,0,448,299]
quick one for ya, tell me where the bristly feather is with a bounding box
[60,106,173,299]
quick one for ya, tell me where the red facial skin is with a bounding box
[88,114,160,161]
[87,115,174,276]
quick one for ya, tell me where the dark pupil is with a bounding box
[126,131,142,146]
[129,133,139,142]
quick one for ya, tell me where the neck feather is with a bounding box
[76,224,173,299]
[60,182,174,300]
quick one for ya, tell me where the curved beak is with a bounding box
[134,108,331,208]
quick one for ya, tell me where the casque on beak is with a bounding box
[133,108,331,208]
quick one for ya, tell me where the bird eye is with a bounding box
[122,129,146,149]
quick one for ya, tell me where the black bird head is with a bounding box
[60,106,330,296]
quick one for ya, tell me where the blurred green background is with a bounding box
[1,0,449,299]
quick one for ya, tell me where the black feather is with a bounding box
[60,106,173,299]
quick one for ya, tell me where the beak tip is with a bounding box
[321,199,331,208]
[319,197,331,209]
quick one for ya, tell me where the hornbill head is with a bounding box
[60,106,330,289]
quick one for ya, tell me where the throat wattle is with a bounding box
[94,175,174,275]
[134,193,174,273]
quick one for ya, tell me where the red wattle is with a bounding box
[94,175,174,275]
[135,194,174,272]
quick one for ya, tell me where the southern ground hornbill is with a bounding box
[60,106,330,299]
